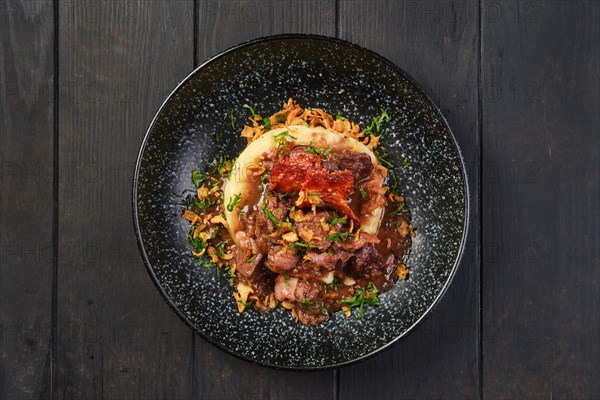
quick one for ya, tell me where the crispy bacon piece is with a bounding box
[270,149,358,221]
[270,147,321,193]
[299,169,357,220]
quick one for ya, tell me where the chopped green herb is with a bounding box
[243,103,272,131]
[262,203,281,230]
[328,217,348,226]
[402,158,411,169]
[191,170,210,188]
[275,114,286,123]
[327,232,353,244]
[259,172,269,192]
[359,185,367,201]
[363,108,391,136]
[334,111,346,120]
[274,130,296,148]
[237,299,254,307]
[187,230,206,254]
[214,152,232,176]
[389,202,405,217]
[284,272,290,287]
[305,142,333,156]
[278,191,297,200]
[339,281,380,318]
[215,123,224,146]
[299,298,316,311]
[215,239,231,257]
[242,103,260,118]
[229,108,235,129]
[225,264,237,286]
[245,254,257,263]
[226,193,242,212]
[188,196,214,213]
[289,241,317,249]
[374,149,395,169]
[388,169,399,193]
[327,277,340,292]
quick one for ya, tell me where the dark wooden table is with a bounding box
[1,1,598,399]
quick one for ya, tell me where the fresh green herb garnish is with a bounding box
[187,196,214,214]
[237,299,254,307]
[216,108,236,146]
[215,123,224,146]
[245,254,257,263]
[327,277,340,292]
[243,103,260,118]
[262,203,281,229]
[243,103,272,131]
[215,239,231,257]
[201,251,236,286]
[275,114,286,123]
[225,264,237,286]
[274,130,296,148]
[334,111,346,120]
[226,193,242,212]
[388,169,399,194]
[401,158,411,169]
[284,272,290,287]
[259,172,269,192]
[229,108,235,129]
[305,142,333,156]
[363,108,391,136]
[191,170,210,188]
[389,202,405,217]
[327,232,353,244]
[339,282,380,318]
[289,241,317,249]
[214,152,232,176]
[187,230,206,254]
[359,185,367,201]
[278,191,298,200]
[299,298,316,311]
[328,217,348,226]
[374,149,395,169]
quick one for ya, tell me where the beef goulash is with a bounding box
[181,99,414,325]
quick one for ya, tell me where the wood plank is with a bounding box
[0,1,54,398]
[481,1,599,399]
[196,0,337,62]
[56,1,194,398]
[194,1,337,399]
[338,1,481,399]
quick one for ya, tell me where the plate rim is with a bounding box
[132,33,470,371]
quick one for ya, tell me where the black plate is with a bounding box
[133,34,468,370]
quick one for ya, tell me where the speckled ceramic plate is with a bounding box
[133,34,468,370]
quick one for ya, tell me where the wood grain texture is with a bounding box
[194,1,337,399]
[338,1,481,399]
[1,0,598,398]
[0,1,54,398]
[481,1,599,399]
[196,0,337,63]
[56,1,195,398]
